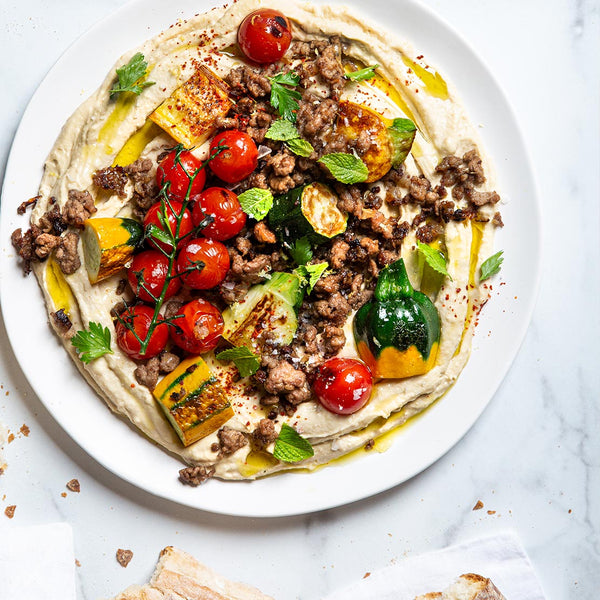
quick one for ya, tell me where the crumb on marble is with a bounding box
[117,549,134,568]
[487,510,496,515]
[61,492,67,498]
[66,478,80,493]
[363,572,371,579]
[19,424,30,437]
[4,505,16,519]
[472,500,484,510]
[75,559,81,567]
[7,433,14,444]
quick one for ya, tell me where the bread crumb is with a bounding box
[472,500,484,510]
[487,510,496,515]
[75,559,81,567]
[363,572,371,579]
[61,492,67,498]
[117,549,133,567]
[4,505,16,519]
[19,424,30,437]
[8,433,14,443]
[66,478,80,493]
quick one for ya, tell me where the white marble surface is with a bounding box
[0,0,598,599]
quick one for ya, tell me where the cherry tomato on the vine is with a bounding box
[238,9,292,64]
[176,237,230,290]
[170,298,224,354]
[144,201,194,253]
[190,187,247,241]
[115,305,169,360]
[314,358,373,415]
[156,149,206,201]
[209,130,258,184]
[127,250,181,304]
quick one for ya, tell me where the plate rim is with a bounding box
[0,0,542,517]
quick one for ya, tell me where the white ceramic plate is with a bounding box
[0,0,540,517]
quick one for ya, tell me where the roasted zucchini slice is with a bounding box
[149,65,233,148]
[82,217,143,283]
[153,356,234,446]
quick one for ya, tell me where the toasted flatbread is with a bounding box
[415,573,506,600]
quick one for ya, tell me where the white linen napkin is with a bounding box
[324,531,545,600]
[0,522,76,600]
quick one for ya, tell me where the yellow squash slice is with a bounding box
[153,356,234,447]
[149,66,233,147]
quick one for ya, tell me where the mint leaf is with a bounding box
[345,64,379,82]
[318,153,369,184]
[295,262,329,293]
[273,423,314,463]
[388,118,417,166]
[416,241,452,280]
[286,138,314,157]
[269,72,301,122]
[265,119,299,141]
[71,322,113,363]
[238,188,274,221]
[110,53,155,96]
[216,347,261,378]
[289,236,313,265]
[480,250,504,282]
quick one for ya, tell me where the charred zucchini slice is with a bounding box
[268,182,347,245]
[82,217,143,283]
[222,272,302,352]
[153,356,234,446]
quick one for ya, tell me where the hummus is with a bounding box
[23,0,501,480]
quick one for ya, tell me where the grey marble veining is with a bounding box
[0,0,599,599]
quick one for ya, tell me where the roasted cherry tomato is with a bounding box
[144,200,194,253]
[170,298,224,354]
[314,358,373,415]
[115,305,169,360]
[156,149,206,201]
[238,9,292,63]
[209,130,258,184]
[190,187,247,241]
[127,250,181,303]
[176,237,230,289]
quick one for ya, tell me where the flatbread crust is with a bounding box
[414,573,506,600]
[108,546,273,600]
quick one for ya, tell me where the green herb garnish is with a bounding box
[416,241,452,280]
[216,347,261,378]
[109,52,155,96]
[265,119,300,141]
[480,250,504,282]
[273,423,314,463]
[71,322,113,363]
[345,64,379,82]
[286,138,314,157]
[294,262,329,293]
[238,188,274,221]
[388,118,417,166]
[288,236,313,265]
[269,72,302,122]
[318,153,369,184]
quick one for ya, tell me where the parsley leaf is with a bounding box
[345,64,379,82]
[318,153,369,184]
[269,72,301,122]
[480,250,504,282]
[238,188,274,221]
[265,119,299,141]
[71,322,113,363]
[416,241,452,280]
[273,423,314,463]
[288,236,313,265]
[286,138,314,157]
[110,53,155,96]
[216,347,261,378]
[295,262,329,293]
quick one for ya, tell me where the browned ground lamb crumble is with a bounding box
[12,36,502,481]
